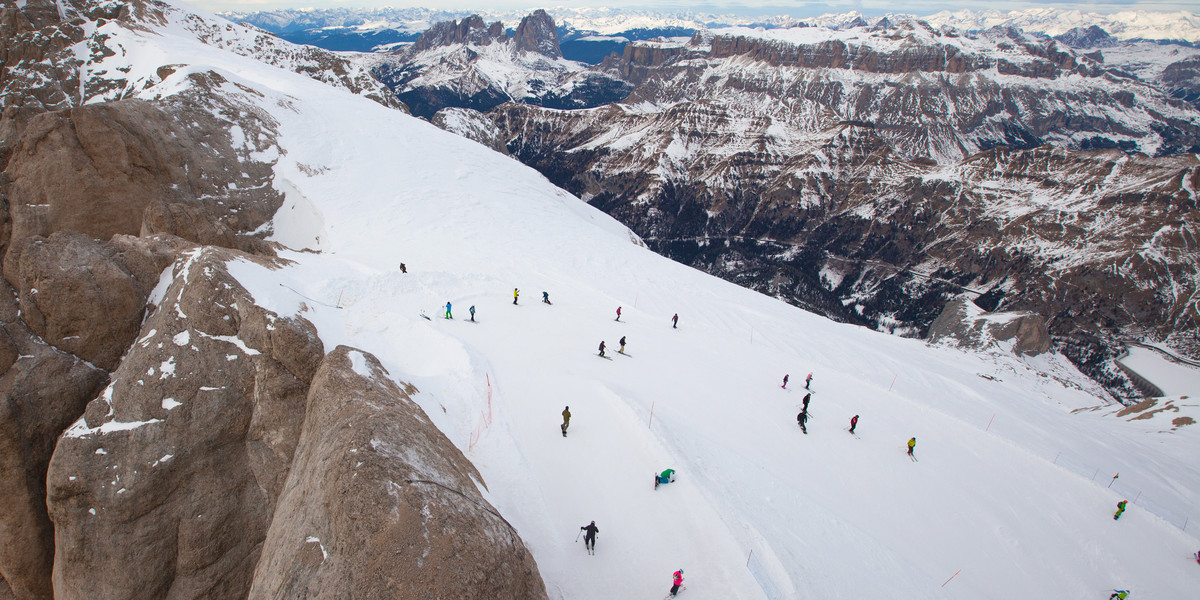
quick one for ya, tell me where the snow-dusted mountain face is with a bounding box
[366,10,631,118]
[467,19,1200,397]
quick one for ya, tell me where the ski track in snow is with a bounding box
[77,3,1200,598]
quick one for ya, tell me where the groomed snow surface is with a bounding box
[128,4,1200,599]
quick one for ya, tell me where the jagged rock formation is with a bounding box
[469,19,1200,398]
[369,11,630,118]
[0,1,546,599]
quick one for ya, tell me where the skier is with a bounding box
[542,291,551,304]
[907,437,916,458]
[444,301,452,319]
[1109,590,1129,599]
[782,374,789,389]
[669,569,684,597]
[805,372,812,389]
[619,335,627,354]
[672,313,678,328]
[469,305,476,322]
[580,521,598,554]
[513,288,519,305]
[849,415,859,434]
[399,263,407,273]
[616,306,622,321]
[598,341,606,357]
[655,468,676,489]
[561,406,571,437]
[1114,500,1128,520]
[802,393,810,412]
[796,409,808,434]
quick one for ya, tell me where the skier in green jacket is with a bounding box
[1113,500,1127,520]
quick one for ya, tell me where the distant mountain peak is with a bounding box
[411,14,505,52]
[1055,25,1118,49]
[513,9,562,58]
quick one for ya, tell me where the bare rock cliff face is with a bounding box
[513,9,562,58]
[249,346,546,600]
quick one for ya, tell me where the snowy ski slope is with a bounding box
[115,3,1200,598]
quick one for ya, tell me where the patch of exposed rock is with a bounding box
[248,346,547,600]
[2,94,282,256]
[927,296,1052,356]
[0,278,107,600]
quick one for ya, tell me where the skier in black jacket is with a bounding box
[580,521,599,554]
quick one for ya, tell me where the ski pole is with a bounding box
[575,529,582,542]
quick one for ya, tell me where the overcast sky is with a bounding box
[190,0,1197,18]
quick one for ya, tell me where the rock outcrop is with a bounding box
[927,296,1052,356]
[248,346,546,600]
[513,9,562,58]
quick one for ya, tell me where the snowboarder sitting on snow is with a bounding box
[580,521,598,554]
[598,341,606,357]
[542,291,551,304]
[1114,500,1128,520]
[655,468,676,489]
[561,406,571,437]
[669,569,684,597]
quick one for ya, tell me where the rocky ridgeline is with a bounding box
[370,9,630,118]
[458,17,1200,396]
[0,1,546,599]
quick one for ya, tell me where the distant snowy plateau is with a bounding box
[1,2,1199,600]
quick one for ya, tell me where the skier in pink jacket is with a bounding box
[669,569,684,596]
